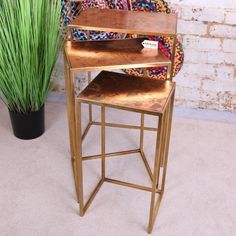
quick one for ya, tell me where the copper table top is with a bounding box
[69,8,177,36]
[78,71,175,115]
[64,38,171,71]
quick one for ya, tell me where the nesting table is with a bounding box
[64,8,178,233]
[74,71,175,233]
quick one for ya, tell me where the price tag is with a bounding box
[141,40,159,49]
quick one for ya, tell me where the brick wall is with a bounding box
[169,0,236,111]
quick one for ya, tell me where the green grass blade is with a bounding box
[0,0,63,113]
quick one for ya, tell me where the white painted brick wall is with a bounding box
[169,0,236,111]
[181,7,224,23]
[178,20,207,35]
[183,36,222,51]
[215,66,235,80]
[209,24,236,38]
[207,52,236,64]
[169,0,236,8]
[184,49,208,63]
[225,10,236,25]
[223,39,236,52]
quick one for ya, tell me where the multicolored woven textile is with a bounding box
[61,0,184,78]
[61,0,126,40]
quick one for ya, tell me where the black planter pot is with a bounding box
[9,105,45,140]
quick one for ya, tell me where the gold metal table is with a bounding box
[64,7,178,209]
[74,71,175,233]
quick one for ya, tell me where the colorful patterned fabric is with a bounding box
[61,0,126,40]
[124,0,184,78]
[61,0,184,78]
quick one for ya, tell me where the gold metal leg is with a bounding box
[87,72,93,123]
[140,113,153,181]
[140,113,144,152]
[64,53,75,159]
[69,71,77,189]
[169,35,177,81]
[101,106,105,179]
[64,53,78,199]
[88,103,93,123]
[161,92,175,191]
[160,111,167,168]
[143,68,148,77]
[86,30,90,40]
[147,114,164,234]
[147,91,175,233]
[75,101,84,211]
[167,65,171,80]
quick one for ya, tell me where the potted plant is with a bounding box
[0,0,62,139]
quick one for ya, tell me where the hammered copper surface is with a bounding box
[69,8,177,36]
[64,38,170,71]
[78,71,175,114]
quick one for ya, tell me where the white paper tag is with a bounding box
[141,40,158,49]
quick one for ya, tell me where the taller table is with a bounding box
[64,8,178,200]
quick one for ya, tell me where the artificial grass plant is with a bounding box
[0,0,62,113]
